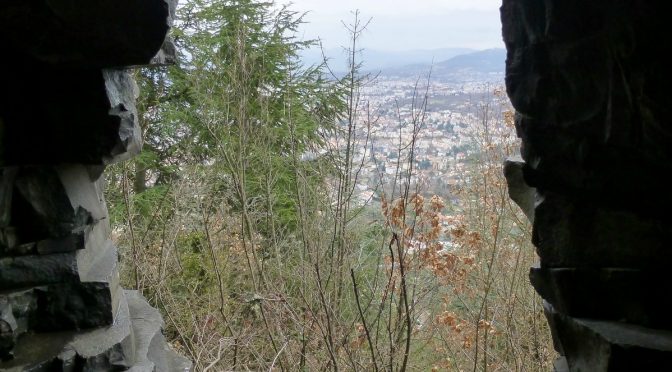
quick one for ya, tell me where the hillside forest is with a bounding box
[105,0,555,370]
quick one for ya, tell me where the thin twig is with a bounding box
[351,269,379,372]
[269,341,289,372]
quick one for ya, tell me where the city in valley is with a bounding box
[323,69,509,208]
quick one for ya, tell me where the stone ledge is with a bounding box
[126,290,192,372]
[0,253,79,289]
[1,165,111,257]
[0,291,133,371]
[544,303,672,371]
[531,267,672,330]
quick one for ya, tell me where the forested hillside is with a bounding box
[106,0,553,370]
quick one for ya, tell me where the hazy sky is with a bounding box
[286,0,504,51]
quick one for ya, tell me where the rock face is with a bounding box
[501,1,672,370]
[0,1,190,370]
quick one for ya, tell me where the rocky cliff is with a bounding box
[502,1,672,370]
[0,1,190,370]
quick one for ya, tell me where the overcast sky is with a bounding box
[286,0,504,51]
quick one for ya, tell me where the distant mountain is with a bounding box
[381,48,506,82]
[299,47,475,71]
[434,48,505,73]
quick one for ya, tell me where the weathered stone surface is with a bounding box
[145,332,193,372]
[151,39,178,66]
[553,357,569,372]
[1,283,115,335]
[531,267,672,330]
[502,0,672,369]
[545,303,672,372]
[0,167,92,253]
[34,234,86,256]
[0,67,141,166]
[0,167,104,256]
[1,166,111,257]
[0,293,134,371]
[150,0,178,66]
[127,290,164,371]
[76,223,112,272]
[0,0,188,368]
[0,223,118,290]
[533,193,672,268]
[0,298,18,361]
[103,69,143,164]
[0,290,34,340]
[503,156,536,222]
[502,0,672,216]
[0,240,121,345]
[0,168,14,229]
[1,290,191,371]
[2,230,87,258]
[44,241,121,332]
[57,165,108,222]
[0,0,171,68]
[126,290,192,372]
[0,253,79,289]
[33,282,114,332]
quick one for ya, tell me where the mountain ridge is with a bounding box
[300,47,506,83]
[300,47,475,70]
[379,48,506,82]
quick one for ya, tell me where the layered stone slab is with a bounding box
[1,291,133,371]
[531,267,672,331]
[0,244,122,359]
[1,165,110,257]
[545,303,672,371]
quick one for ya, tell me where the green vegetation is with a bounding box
[106,1,554,370]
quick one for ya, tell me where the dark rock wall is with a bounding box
[501,1,672,370]
[0,1,189,370]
